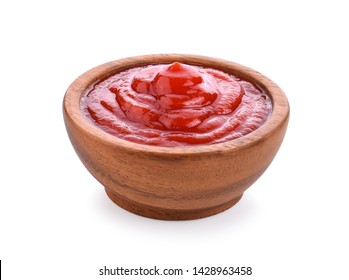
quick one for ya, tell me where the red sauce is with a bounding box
[81,62,272,146]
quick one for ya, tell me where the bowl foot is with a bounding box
[105,188,243,220]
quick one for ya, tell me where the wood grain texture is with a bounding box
[63,54,290,220]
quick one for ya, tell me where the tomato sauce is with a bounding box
[81,62,272,146]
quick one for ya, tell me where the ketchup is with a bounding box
[82,62,271,146]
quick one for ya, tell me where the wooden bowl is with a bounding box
[63,54,289,220]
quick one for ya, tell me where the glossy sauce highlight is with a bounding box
[81,63,272,146]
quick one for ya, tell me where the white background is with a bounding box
[1,0,348,279]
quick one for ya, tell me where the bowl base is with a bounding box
[105,188,243,220]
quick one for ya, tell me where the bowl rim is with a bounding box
[63,54,289,156]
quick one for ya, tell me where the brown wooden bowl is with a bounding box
[63,54,289,220]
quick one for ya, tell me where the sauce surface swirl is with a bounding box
[81,62,272,146]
